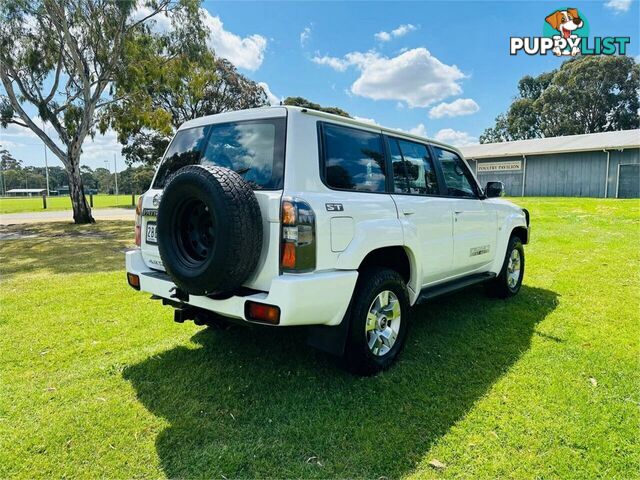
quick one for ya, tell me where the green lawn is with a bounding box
[0,198,638,479]
[0,194,137,214]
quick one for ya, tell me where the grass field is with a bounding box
[0,194,137,214]
[0,198,638,479]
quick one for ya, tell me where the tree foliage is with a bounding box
[0,0,205,222]
[107,50,269,167]
[283,96,351,118]
[480,56,640,143]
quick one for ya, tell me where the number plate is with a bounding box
[146,222,157,244]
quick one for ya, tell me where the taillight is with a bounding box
[135,195,143,246]
[280,197,316,273]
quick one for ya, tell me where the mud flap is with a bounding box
[305,305,351,356]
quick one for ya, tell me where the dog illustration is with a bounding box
[545,8,584,56]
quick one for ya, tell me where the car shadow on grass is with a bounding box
[124,285,558,479]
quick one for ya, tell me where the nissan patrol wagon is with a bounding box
[126,106,530,375]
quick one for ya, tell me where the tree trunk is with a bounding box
[67,159,94,224]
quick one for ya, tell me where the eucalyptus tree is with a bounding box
[481,56,639,143]
[0,0,205,223]
[109,53,270,168]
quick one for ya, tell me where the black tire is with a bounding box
[343,268,410,376]
[156,165,262,296]
[487,235,525,298]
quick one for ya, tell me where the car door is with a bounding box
[432,146,497,275]
[387,136,454,286]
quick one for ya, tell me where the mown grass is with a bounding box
[0,194,137,214]
[0,198,638,479]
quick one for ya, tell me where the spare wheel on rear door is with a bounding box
[156,164,263,296]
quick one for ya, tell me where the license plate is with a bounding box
[146,222,157,244]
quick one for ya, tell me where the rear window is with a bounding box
[152,118,285,189]
[321,123,386,192]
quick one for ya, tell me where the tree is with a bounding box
[1,147,21,170]
[480,56,639,143]
[93,167,113,193]
[115,165,155,193]
[80,165,97,190]
[0,0,204,223]
[0,146,20,194]
[121,131,170,168]
[108,53,270,168]
[283,97,351,118]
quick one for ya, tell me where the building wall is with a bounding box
[469,148,639,198]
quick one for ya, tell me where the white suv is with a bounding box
[126,106,530,375]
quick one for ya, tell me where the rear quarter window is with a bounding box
[321,123,386,192]
[152,118,285,190]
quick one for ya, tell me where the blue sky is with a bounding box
[1,0,638,171]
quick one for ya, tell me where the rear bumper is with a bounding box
[125,249,358,326]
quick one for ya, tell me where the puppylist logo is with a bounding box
[511,7,631,56]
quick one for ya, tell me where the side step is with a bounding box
[416,272,496,304]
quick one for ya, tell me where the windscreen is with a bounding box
[152,117,286,190]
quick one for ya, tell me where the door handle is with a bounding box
[402,209,415,216]
[454,210,464,214]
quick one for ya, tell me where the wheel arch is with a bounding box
[355,245,419,303]
[511,226,529,245]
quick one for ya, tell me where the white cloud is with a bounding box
[374,31,391,42]
[408,123,428,137]
[434,128,478,146]
[374,24,417,42]
[0,139,24,148]
[428,98,480,119]
[312,54,351,72]
[604,0,632,12]
[81,129,122,163]
[1,123,40,140]
[132,7,267,71]
[300,26,312,47]
[131,7,173,32]
[313,48,465,108]
[258,82,281,106]
[354,116,377,124]
[201,11,266,71]
[353,49,464,107]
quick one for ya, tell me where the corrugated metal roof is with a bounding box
[460,129,640,159]
[6,188,46,193]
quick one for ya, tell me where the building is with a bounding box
[460,129,640,198]
[6,188,46,197]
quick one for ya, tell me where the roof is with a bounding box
[295,106,456,152]
[6,188,46,193]
[460,129,640,159]
[180,106,458,153]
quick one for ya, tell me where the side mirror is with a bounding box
[485,181,505,198]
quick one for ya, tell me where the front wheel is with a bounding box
[343,268,410,376]
[488,236,525,298]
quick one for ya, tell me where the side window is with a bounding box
[433,147,478,198]
[397,139,439,195]
[322,123,386,192]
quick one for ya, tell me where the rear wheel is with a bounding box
[343,268,410,375]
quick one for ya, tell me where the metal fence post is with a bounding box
[42,193,47,210]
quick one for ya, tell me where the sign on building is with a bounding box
[477,161,522,173]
